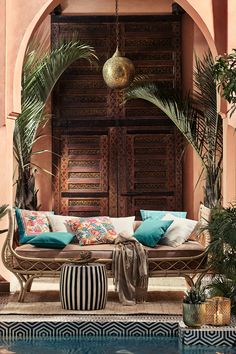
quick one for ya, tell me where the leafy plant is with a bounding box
[204,204,236,277]
[14,38,98,210]
[0,204,8,234]
[183,273,206,304]
[204,204,236,312]
[124,52,223,208]
[213,49,236,117]
[183,287,206,304]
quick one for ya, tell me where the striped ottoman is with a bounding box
[60,263,108,310]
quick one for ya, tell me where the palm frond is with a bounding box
[125,80,206,167]
[124,52,223,207]
[0,204,9,234]
[0,204,8,219]
[14,37,98,209]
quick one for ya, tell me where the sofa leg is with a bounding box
[14,274,38,302]
[25,276,34,292]
[14,273,25,302]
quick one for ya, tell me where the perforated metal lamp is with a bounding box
[102,0,135,89]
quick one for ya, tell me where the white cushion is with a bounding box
[110,216,135,235]
[160,213,197,247]
[47,215,78,233]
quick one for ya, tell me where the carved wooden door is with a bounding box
[51,15,183,218]
[54,132,109,217]
[53,126,182,218]
[117,127,182,218]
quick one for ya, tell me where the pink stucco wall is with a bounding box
[1,0,236,281]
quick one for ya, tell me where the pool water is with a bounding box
[0,336,236,354]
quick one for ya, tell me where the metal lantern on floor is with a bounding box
[205,297,231,326]
[102,0,135,89]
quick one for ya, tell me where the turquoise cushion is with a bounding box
[134,219,173,248]
[27,232,73,249]
[140,210,187,221]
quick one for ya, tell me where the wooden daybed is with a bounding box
[1,207,210,302]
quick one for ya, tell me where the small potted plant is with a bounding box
[183,275,206,328]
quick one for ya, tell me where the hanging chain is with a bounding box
[115,0,119,49]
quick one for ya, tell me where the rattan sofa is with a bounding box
[2,207,210,302]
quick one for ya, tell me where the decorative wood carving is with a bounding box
[51,15,183,217]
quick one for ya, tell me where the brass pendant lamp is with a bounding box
[102,0,135,89]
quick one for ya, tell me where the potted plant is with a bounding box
[203,204,236,313]
[183,274,206,328]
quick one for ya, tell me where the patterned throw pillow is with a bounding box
[66,216,117,246]
[15,208,53,244]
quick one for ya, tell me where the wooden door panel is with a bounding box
[118,128,182,218]
[61,135,108,194]
[56,134,109,216]
[52,15,183,217]
[60,197,108,217]
[126,196,177,219]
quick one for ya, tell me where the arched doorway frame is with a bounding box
[12,0,218,115]
[12,0,60,115]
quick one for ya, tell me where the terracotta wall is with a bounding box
[61,0,173,15]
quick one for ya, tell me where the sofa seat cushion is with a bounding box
[15,244,63,259]
[15,241,204,260]
[145,241,204,258]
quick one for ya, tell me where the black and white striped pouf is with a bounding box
[60,263,108,310]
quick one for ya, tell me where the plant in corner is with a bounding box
[124,52,223,208]
[203,204,236,313]
[14,37,98,210]
[183,274,206,328]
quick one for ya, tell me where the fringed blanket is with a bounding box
[112,231,148,306]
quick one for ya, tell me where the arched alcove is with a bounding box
[12,0,60,115]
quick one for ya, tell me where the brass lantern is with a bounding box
[102,0,135,89]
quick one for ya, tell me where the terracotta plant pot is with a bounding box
[183,303,206,328]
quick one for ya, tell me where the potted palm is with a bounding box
[183,274,206,328]
[124,52,223,208]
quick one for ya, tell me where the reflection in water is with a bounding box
[0,336,236,354]
[0,347,16,354]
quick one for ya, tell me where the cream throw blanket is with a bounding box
[112,231,148,306]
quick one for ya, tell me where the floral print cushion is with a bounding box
[15,208,53,244]
[67,216,117,246]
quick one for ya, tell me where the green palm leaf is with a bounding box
[14,38,98,209]
[124,52,223,207]
[0,204,8,234]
